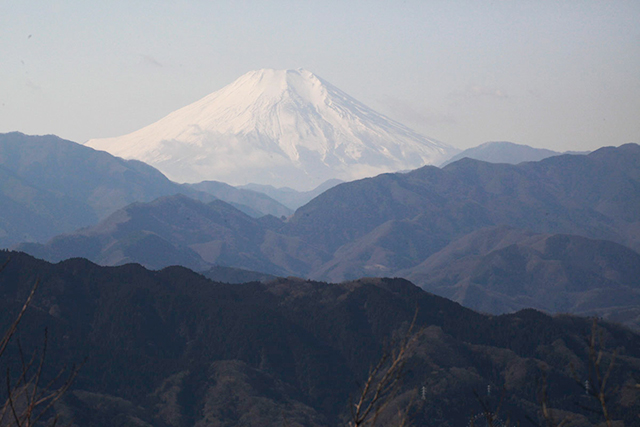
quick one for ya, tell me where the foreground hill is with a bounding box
[0,132,291,247]
[0,251,638,426]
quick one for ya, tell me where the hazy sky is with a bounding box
[1,0,639,151]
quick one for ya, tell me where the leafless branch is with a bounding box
[0,279,39,359]
[349,309,420,427]
[1,329,83,426]
[0,261,81,426]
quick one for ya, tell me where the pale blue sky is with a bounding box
[1,0,638,151]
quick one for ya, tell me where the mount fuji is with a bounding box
[86,69,457,190]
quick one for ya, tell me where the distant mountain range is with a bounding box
[0,132,292,247]
[1,251,638,426]
[239,179,343,210]
[439,141,573,166]
[19,143,640,328]
[2,128,639,425]
[18,194,291,274]
[85,69,457,190]
[184,180,293,217]
[211,140,588,210]
[0,132,202,247]
[400,226,640,325]
[286,143,640,261]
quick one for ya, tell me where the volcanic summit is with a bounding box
[86,69,456,189]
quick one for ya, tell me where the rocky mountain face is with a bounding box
[85,69,456,190]
[1,251,638,427]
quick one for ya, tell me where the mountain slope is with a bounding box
[0,132,210,247]
[17,194,322,275]
[17,145,640,327]
[0,164,96,244]
[286,144,640,258]
[86,68,456,190]
[185,180,293,217]
[16,195,275,273]
[1,251,638,426]
[401,226,640,326]
[0,132,298,247]
[240,178,343,210]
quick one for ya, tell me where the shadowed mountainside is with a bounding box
[400,226,640,326]
[0,132,292,247]
[0,132,195,247]
[17,144,640,327]
[200,265,278,284]
[286,143,640,261]
[0,251,638,426]
[17,194,300,274]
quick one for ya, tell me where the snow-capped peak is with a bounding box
[86,68,457,190]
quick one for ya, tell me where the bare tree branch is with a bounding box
[349,309,420,427]
[0,279,39,359]
[0,261,81,426]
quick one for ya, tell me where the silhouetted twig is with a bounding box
[0,261,82,426]
[349,309,420,427]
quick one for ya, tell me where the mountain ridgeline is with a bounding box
[1,65,638,426]
[400,226,640,325]
[0,251,638,426]
[287,143,640,256]
[438,140,567,167]
[0,132,293,247]
[18,143,640,328]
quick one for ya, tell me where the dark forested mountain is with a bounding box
[200,265,278,283]
[0,251,638,426]
[439,141,565,167]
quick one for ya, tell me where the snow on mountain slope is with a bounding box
[86,69,457,190]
